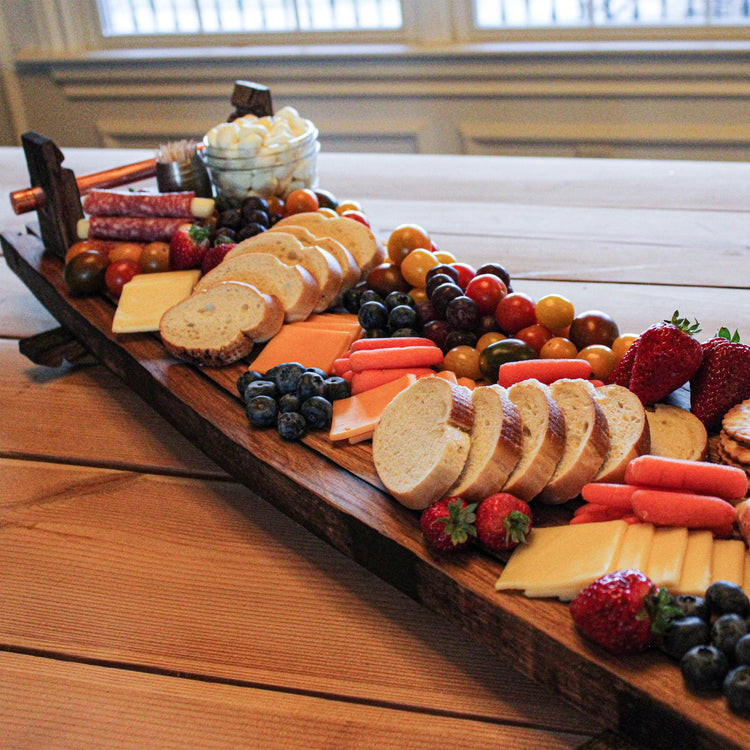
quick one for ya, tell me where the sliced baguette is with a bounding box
[594,383,651,483]
[537,379,610,504]
[373,377,474,510]
[502,379,566,503]
[160,281,283,366]
[194,252,319,323]
[225,231,343,312]
[645,403,708,461]
[448,384,523,502]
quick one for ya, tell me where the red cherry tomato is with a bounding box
[104,258,140,298]
[450,262,476,290]
[340,209,371,227]
[464,273,508,316]
[495,292,536,335]
[515,323,553,355]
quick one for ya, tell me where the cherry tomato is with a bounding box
[138,241,171,273]
[611,333,639,362]
[63,251,108,295]
[464,273,508,316]
[434,250,457,264]
[479,338,536,382]
[540,336,578,359]
[400,248,439,288]
[65,240,110,264]
[443,345,482,380]
[107,242,144,265]
[515,323,553,355]
[285,188,319,215]
[476,331,506,352]
[366,262,411,297]
[341,209,371,227]
[315,189,339,210]
[387,224,432,266]
[535,294,575,333]
[475,262,512,290]
[409,287,429,304]
[104,258,140,298]
[336,199,363,215]
[266,195,285,215]
[578,344,617,381]
[450,262,476,290]
[495,292,536,335]
[568,310,620,349]
[317,207,338,218]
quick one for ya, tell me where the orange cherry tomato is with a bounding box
[65,240,109,264]
[535,294,575,334]
[540,336,578,359]
[611,333,639,362]
[443,345,482,380]
[107,242,144,265]
[266,195,285,215]
[434,250,457,264]
[399,248,439,288]
[577,344,617,381]
[336,199,363,215]
[139,241,171,273]
[386,224,432,266]
[477,331,506,352]
[285,188,319,215]
[316,207,338,218]
[408,287,429,304]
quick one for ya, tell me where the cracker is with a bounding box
[720,429,750,467]
[722,399,750,445]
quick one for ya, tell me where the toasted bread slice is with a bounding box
[645,403,708,461]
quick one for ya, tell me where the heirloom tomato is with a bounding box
[366,263,411,296]
[63,251,108,295]
[479,339,536,382]
[540,336,578,359]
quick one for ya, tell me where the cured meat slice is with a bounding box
[82,189,214,218]
[81,216,187,242]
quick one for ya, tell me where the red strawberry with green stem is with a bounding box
[475,493,533,553]
[608,311,702,405]
[690,327,750,431]
[170,223,211,270]
[419,496,477,553]
[570,569,682,655]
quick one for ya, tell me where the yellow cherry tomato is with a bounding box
[577,344,617,381]
[336,199,363,215]
[399,248,439,288]
[408,287,429,304]
[316,207,338,218]
[442,345,482,380]
[476,331,506,352]
[434,250,457,264]
[386,223,432,266]
[535,294,575,334]
[107,242,144,265]
[611,333,639,362]
[540,336,578,359]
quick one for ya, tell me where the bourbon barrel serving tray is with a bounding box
[2,227,747,750]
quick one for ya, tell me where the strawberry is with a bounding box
[607,311,702,405]
[169,223,211,270]
[474,493,532,553]
[569,569,681,655]
[690,328,750,432]
[419,496,477,553]
[201,242,236,274]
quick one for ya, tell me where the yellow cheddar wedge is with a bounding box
[674,530,713,596]
[615,523,655,572]
[711,539,746,587]
[644,526,688,589]
[495,520,628,600]
[112,269,201,333]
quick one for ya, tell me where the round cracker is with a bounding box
[720,429,750,467]
[722,399,750,445]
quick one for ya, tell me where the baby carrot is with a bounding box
[351,367,435,394]
[349,345,444,373]
[332,357,350,375]
[495,358,592,388]
[580,482,639,510]
[631,488,737,530]
[571,502,629,523]
[625,455,747,501]
[350,336,437,352]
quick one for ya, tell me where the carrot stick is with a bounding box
[434,370,459,385]
[571,503,629,523]
[349,346,444,372]
[580,482,640,510]
[495,358,592,388]
[456,377,476,390]
[350,336,437,352]
[625,455,748,501]
[332,357,350,375]
[351,367,435,395]
[631,488,737,529]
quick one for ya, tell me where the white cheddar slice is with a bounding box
[644,526,688,589]
[711,539,746,587]
[496,520,628,600]
[674,530,713,596]
[112,270,201,334]
[615,523,655,572]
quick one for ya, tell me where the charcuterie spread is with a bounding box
[5,88,750,743]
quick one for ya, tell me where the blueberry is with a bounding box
[218,207,242,230]
[278,393,301,413]
[301,395,333,430]
[277,411,306,441]
[662,616,710,662]
[236,369,264,398]
[674,594,710,623]
[430,281,463,318]
[237,222,267,241]
[270,362,306,395]
[324,376,351,402]
[243,379,277,401]
[245,395,278,428]
[305,367,329,380]
[243,209,270,228]
[706,580,750,617]
[359,289,384,305]
[241,195,269,217]
[390,328,421,339]
[426,273,457,299]
[358,300,389,331]
[342,286,364,314]
[297,371,326,401]
[724,665,750,714]
[446,295,480,331]
[681,645,729,693]
[214,228,237,243]
[736,634,750,666]
[384,291,414,310]
[388,304,418,332]
[711,613,748,657]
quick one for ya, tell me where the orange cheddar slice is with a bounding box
[297,313,362,332]
[251,325,354,375]
[329,374,418,442]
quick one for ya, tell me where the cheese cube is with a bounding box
[711,539,746,587]
[644,526,688,589]
[615,523,655,572]
[674,530,713,596]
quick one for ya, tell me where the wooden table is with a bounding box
[2,146,749,749]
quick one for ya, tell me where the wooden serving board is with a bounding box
[2,227,747,750]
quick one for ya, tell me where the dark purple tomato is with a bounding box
[479,338,537,382]
[63,250,108,295]
[568,310,620,349]
[366,263,411,297]
[423,319,452,350]
[425,263,460,286]
[445,295,480,331]
[426,273,458,298]
[443,329,477,353]
[475,262,512,290]
[475,313,502,336]
[415,300,437,326]
[315,189,339,210]
[430,282,464,319]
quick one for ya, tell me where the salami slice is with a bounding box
[83,215,187,242]
[83,189,199,218]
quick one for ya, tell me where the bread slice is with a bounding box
[160,281,284,366]
[268,224,361,291]
[225,231,343,312]
[274,211,385,276]
[448,384,523,502]
[194,252,319,323]
[502,379,566,503]
[537,379,610,504]
[594,383,651,483]
[373,377,474,510]
[645,403,708,461]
